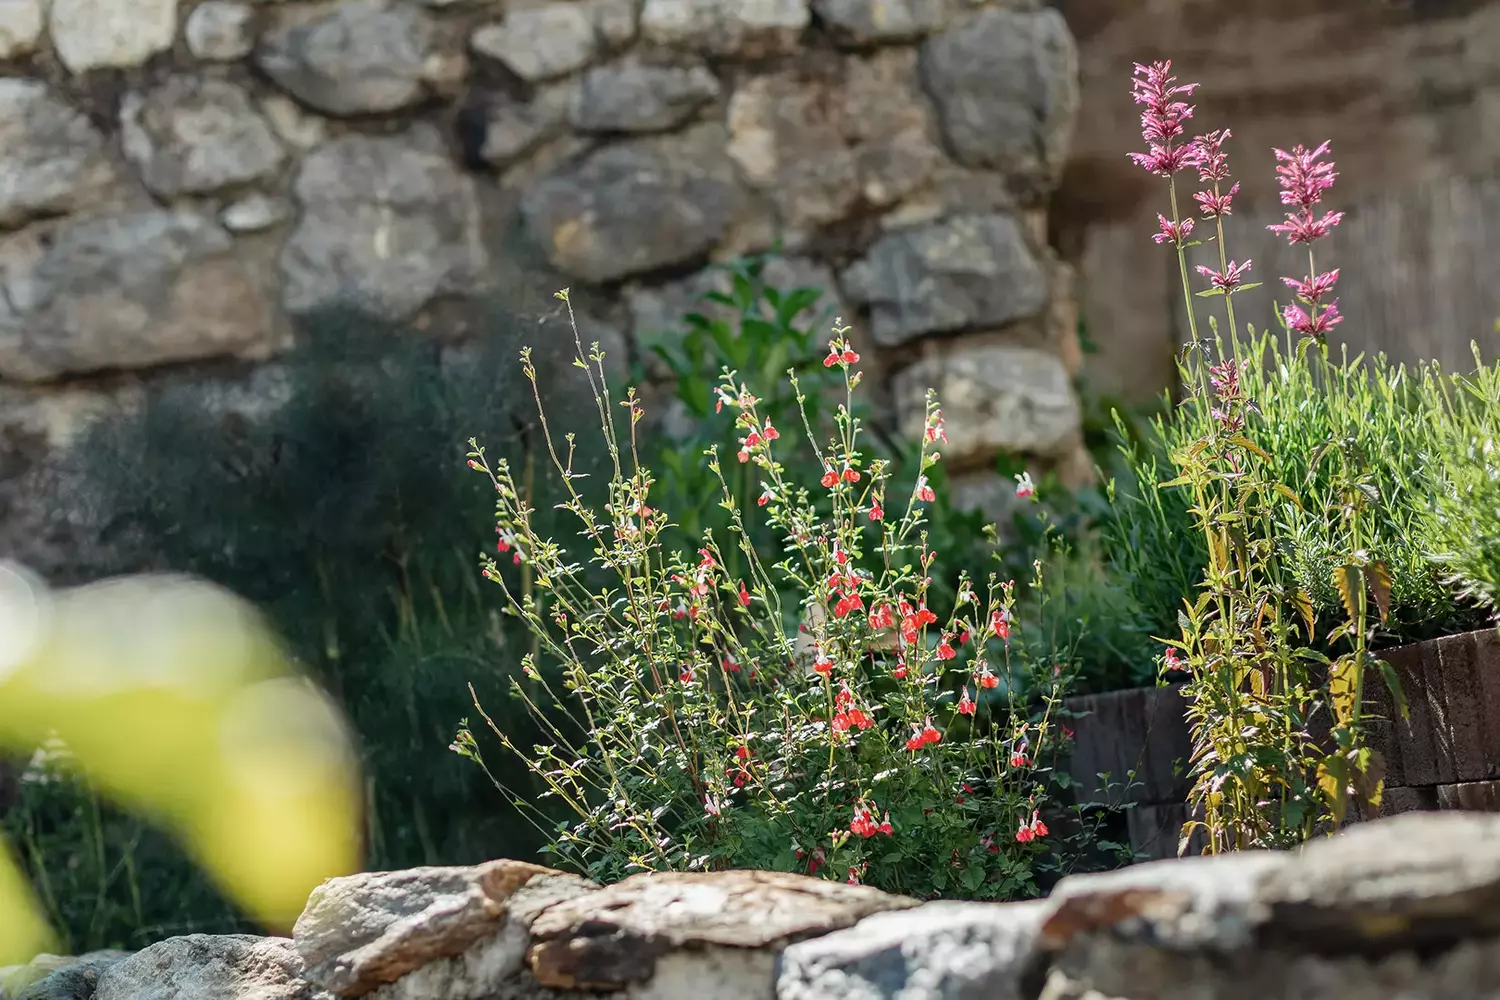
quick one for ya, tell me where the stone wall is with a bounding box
[7,812,1500,999]
[0,0,1090,576]
[1052,0,1500,403]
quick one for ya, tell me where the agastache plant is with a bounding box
[453,294,1116,899]
[1134,64,1400,853]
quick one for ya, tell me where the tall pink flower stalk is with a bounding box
[1268,141,1345,340]
[1128,60,1203,348]
[1188,128,1256,353]
[1130,63,1258,375]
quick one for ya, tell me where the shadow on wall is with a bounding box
[2,297,612,951]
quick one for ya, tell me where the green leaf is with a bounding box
[1272,483,1306,510]
[1227,435,1271,461]
[1375,655,1410,720]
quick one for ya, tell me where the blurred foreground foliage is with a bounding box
[0,565,361,965]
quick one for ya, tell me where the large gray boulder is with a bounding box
[0,209,270,382]
[280,125,487,320]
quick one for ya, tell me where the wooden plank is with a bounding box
[1061,684,1192,806]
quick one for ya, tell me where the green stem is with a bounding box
[1169,178,1203,382]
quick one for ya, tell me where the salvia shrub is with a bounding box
[455,297,1123,899]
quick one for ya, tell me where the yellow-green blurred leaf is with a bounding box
[0,564,362,963]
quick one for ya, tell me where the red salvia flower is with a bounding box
[957,687,975,716]
[833,593,864,618]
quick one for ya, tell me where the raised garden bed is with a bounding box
[1063,626,1500,861]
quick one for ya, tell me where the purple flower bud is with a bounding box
[1280,268,1340,304]
[1283,300,1345,338]
[1190,129,1233,182]
[1152,214,1195,247]
[1194,181,1240,218]
[1273,141,1338,209]
[1267,208,1345,246]
[1195,258,1253,292]
[1129,144,1196,176]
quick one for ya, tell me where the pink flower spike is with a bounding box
[1194,258,1253,292]
[1273,141,1337,209]
[1281,268,1340,304]
[1193,181,1239,218]
[1190,129,1233,182]
[1130,61,1199,143]
[1267,208,1345,246]
[1152,214,1195,247]
[1283,299,1344,339]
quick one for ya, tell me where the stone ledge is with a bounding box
[13,813,1500,1000]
